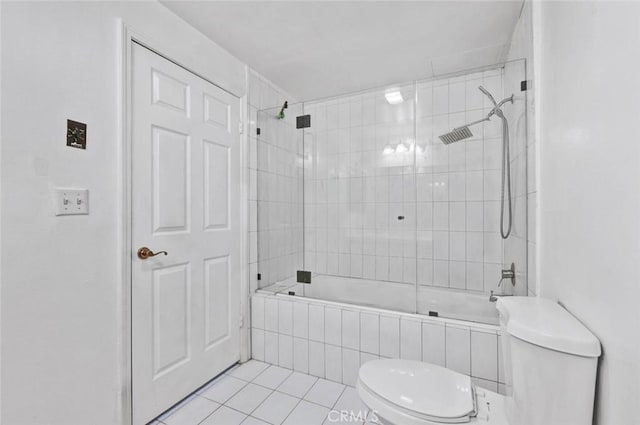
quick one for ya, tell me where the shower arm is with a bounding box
[451,94,513,132]
[453,116,490,131]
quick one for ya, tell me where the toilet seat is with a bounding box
[357,359,477,424]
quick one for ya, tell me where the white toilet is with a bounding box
[357,297,601,425]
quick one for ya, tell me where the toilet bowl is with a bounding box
[356,359,507,425]
[356,297,601,425]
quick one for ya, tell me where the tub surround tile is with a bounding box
[325,344,342,382]
[293,302,309,338]
[251,293,501,392]
[360,312,380,355]
[341,348,360,386]
[472,377,498,393]
[293,337,309,373]
[308,340,325,378]
[251,328,265,362]
[278,334,293,369]
[379,315,400,358]
[400,319,422,361]
[252,296,265,330]
[360,352,380,368]
[309,304,325,342]
[325,307,342,346]
[446,325,471,375]
[471,330,498,382]
[278,300,293,335]
[498,335,505,384]
[265,298,279,332]
[341,310,360,350]
[422,322,446,367]
[264,331,279,365]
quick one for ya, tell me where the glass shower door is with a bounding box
[256,103,304,292]
[301,84,418,313]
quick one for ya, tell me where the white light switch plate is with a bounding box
[55,188,89,216]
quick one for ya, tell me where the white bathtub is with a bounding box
[261,274,499,325]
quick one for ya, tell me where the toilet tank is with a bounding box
[496,297,601,425]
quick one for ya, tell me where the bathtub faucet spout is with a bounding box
[489,290,514,303]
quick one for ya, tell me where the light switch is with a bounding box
[55,188,89,216]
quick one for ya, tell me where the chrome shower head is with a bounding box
[479,85,497,106]
[439,126,473,144]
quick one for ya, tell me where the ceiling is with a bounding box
[162,1,524,101]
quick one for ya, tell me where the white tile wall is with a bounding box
[300,68,527,298]
[445,325,471,375]
[252,293,503,393]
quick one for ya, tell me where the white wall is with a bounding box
[0,2,245,424]
[536,2,640,424]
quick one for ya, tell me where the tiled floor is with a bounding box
[151,361,377,425]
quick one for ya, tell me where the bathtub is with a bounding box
[260,274,499,325]
[252,275,504,392]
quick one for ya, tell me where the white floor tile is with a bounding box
[252,365,292,389]
[304,379,346,408]
[228,360,270,382]
[225,383,272,415]
[162,396,220,425]
[200,405,247,425]
[199,375,247,404]
[332,387,369,420]
[156,393,199,422]
[277,371,318,398]
[242,417,271,425]
[251,391,299,425]
[283,400,330,425]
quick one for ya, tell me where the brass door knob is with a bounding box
[137,247,168,260]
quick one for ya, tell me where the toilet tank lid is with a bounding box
[496,297,601,357]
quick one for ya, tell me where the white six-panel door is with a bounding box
[131,43,241,425]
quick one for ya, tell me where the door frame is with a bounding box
[119,22,250,425]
